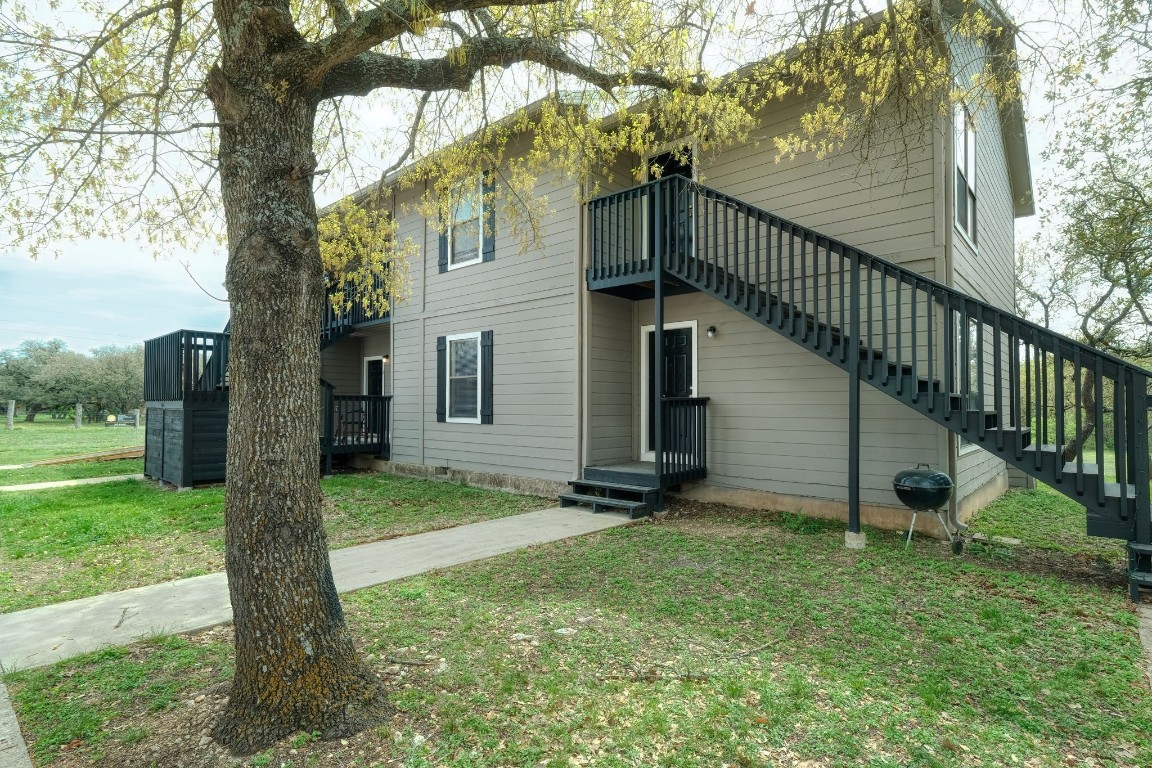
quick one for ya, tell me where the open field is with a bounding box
[6,499,1149,767]
[0,473,549,613]
[0,458,144,485]
[0,420,144,464]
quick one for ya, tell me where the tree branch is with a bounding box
[300,0,558,89]
[317,34,703,101]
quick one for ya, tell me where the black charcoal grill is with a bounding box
[894,464,961,553]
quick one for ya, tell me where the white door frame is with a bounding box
[639,320,698,461]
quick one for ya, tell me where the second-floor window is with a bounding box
[954,103,977,243]
[450,181,483,268]
[440,173,495,273]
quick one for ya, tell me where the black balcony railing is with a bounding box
[143,329,230,402]
[322,277,391,347]
[661,396,709,484]
[322,383,391,465]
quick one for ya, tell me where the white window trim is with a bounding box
[362,355,386,397]
[447,179,484,270]
[639,320,699,461]
[445,331,482,424]
[953,103,977,248]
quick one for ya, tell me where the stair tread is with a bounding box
[1130,571,1152,585]
[559,492,649,510]
[1127,543,1152,554]
[570,479,659,494]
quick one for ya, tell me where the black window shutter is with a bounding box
[482,172,496,263]
[480,330,494,424]
[435,335,447,423]
[438,223,449,273]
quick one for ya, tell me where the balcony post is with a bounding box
[653,181,665,497]
[322,384,334,477]
[846,251,864,548]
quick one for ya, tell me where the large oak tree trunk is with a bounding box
[206,31,388,754]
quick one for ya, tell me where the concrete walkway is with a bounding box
[0,474,145,492]
[0,507,630,767]
[0,507,630,671]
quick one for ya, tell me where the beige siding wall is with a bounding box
[588,292,634,465]
[633,292,942,506]
[947,26,1018,502]
[388,164,583,481]
[699,96,942,268]
[390,318,423,464]
[321,337,362,394]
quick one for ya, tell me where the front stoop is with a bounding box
[560,479,662,518]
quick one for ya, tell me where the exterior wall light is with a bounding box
[707,326,717,338]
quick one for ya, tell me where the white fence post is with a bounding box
[133,408,141,429]
[75,402,83,428]
[6,400,13,430]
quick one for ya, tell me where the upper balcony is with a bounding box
[143,329,230,404]
[322,275,391,347]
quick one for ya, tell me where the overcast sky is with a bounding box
[0,241,229,353]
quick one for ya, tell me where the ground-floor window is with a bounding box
[436,331,493,424]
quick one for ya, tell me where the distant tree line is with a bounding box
[0,339,144,421]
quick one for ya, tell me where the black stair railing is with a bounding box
[588,175,1151,544]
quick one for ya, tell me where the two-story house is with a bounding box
[144,2,1152,599]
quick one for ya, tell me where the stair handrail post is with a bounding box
[1134,371,1150,545]
[378,395,391,460]
[321,380,335,476]
[847,249,862,535]
[653,178,665,485]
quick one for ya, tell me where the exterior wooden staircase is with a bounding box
[586,175,1152,599]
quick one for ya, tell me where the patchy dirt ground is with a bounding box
[47,625,424,768]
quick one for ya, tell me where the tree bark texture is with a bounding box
[1062,369,1097,464]
[207,5,388,753]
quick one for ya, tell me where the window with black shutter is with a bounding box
[436,331,492,424]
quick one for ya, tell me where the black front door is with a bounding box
[647,327,694,451]
[366,358,384,396]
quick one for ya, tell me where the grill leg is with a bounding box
[905,512,917,549]
[933,511,955,544]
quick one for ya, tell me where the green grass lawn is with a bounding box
[0,420,144,464]
[0,473,548,613]
[0,458,144,485]
[7,502,1150,767]
[967,484,1129,563]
